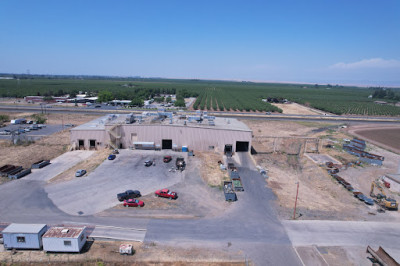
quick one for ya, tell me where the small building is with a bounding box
[42,227,87,253]
[2,223,47,250]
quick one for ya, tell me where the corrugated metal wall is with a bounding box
[71,125,252,152]
[3,232,43,249]
[70,130,107,149]
[43,236,84,252]
[128,125,251,152]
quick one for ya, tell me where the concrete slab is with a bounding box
[25,150,95,181]
[295,246,328,266]
[90,225,146,242]
[45,150,184,216]
[283,220,400,250]
[305,153,341,165]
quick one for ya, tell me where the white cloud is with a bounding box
[330,58,400,69]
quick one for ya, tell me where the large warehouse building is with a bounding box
[70,111,252,153]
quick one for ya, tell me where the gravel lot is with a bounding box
[45,150,185,216]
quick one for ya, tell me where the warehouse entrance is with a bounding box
[162,139,172,149]
[78,139,84,150]
[224,144,233,157]
[236,141,249,152]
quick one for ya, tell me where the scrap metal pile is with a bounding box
[343,138,384,166]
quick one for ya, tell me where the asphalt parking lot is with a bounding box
[45,150,185,216]
[0,124,65,140]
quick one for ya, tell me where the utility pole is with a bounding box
[293,181,299,220]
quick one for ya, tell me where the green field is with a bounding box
[0,77,399,116]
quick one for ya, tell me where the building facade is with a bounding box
[70,113,252,153]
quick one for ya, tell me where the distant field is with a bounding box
[0,77,399,116]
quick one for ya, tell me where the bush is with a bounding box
[0,114,9,122]
[31,114,47,124]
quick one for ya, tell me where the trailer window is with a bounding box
[17,236,25,243]
[64,240,71,246]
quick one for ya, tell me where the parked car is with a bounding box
[123,198,144,207]
[117,190,141,201]
[95,105,101,108]
[155,189,177,199]
[108,154,116,160]
[356,193,367,202]
[364,197,375,205]
[163,156,172,163]
[75,169,87,177]
[144,160,153,167]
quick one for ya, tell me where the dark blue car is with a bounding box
[108,154,116,160]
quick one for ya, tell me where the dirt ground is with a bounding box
[271,102,323,115]
[244,119,400,221]
[197,152,227,187]
[0,241,245,265]
[347,124,400,154]
[0,112,101,185]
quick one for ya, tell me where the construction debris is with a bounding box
[343,138,384,165]
[366,246,400,266]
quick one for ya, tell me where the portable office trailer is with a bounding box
[2,223,47,250]
[42,227,87,253]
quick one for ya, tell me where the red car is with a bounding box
[163,156,172,163]
[123,198,144,207]
[155,189,177,199]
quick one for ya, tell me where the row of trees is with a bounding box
[372,87,400,101]
[97,88,189,107]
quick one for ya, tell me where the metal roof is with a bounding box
[2,223,46,234]
[42,227,86,238]
[72,113,251,132]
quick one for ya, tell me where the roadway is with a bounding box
[0,104,399,124]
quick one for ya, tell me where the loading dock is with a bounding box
[162,139,173,149]
[78,139,84,149]
[236,141,249,152]
[89,139,96,150]
[224,144,233,157]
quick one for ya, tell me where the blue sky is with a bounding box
[1,0,399,86]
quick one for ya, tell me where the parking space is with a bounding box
[0,124,65,140]
[45,150,184,216]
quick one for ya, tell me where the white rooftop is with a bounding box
[72,113,251,132]
[3,223,47,234]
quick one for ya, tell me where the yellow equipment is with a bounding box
[370,180,398,210]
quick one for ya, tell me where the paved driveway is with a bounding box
[45,150,183,216]
[25,150,95,181]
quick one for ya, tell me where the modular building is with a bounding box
[2,223,47,250]
[70,112,252,154]
[42,227,87,253]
